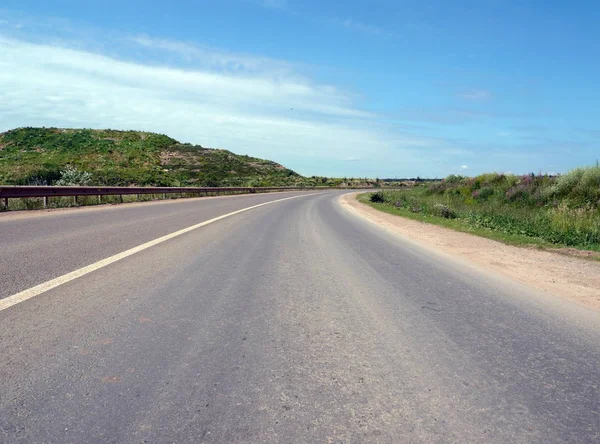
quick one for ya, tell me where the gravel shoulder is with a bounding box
[341,192,600,312]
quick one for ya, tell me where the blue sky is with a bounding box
[1,1,599,178]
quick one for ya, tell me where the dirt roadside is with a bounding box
[340,193,600,312]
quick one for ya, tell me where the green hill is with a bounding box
[0,127,305,187]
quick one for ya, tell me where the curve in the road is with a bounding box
[0,193,317,312]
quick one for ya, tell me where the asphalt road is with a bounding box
[0,191,599,443]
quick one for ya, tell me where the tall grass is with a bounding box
[370,166,600,249]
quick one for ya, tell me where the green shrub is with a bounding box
[432,203,456,219]
[580,166,600,189]
[55,166,93,186]
[370,191,385,203]
[473,187,495,200]
[445,174,464,184]
[555,168,585,197]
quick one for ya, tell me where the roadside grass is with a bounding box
[357,193,562,250]
[358,170,600,257]
[361,166,600,252]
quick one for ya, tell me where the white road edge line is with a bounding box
[0,193,316,312]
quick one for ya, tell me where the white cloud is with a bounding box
[459,89,492,101]
[333,18,394,37]
[129,35,294,75]
[460,165,469,169]
[0,35,414,175]
[0,35,371,119]
[2,32,488,177]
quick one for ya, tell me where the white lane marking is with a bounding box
[0,193,315,312]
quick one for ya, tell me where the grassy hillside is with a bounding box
[365,167,600,251]
[0,127,310,187]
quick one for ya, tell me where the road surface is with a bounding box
[1,191,599,443]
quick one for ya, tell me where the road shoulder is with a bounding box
[340,192,600,313]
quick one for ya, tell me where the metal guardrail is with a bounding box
[0,185,351,210]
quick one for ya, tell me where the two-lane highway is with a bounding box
[0,191,313,300]
[1,191,599,443]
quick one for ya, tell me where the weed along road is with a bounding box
[1,191,599,443]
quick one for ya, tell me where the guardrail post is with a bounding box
[98,195,102,204]
[43,196,48,208]
[74,196,78,206]
[1,197,7,211]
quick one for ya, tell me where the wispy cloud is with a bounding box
[332,17,395,37]
[0,34,413,175]
[0,18,23,29]
[460,165,469,170]
[129,35,293,75]
[459,89,493,101]
[258,0,287,10]
[0,25,518,177]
